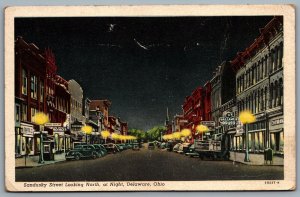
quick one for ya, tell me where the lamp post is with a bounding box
[196,124,209,140]
[33,112,50,164]
[81,125,92,144]
[239,110,256,162]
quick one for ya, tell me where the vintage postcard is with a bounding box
[5,5,295,191]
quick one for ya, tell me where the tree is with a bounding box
[146,126,166,141]
[128,129,146,141]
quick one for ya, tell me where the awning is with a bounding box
[270,128,283,133]
[227,130,236,134]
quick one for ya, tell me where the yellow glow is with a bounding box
[32,112,49,125]
[101,130,110,139]
[181,129,191,137]
[172,132,182,139]
[196,124,209,133]
[239,110,256,124]
[81,125,93,135]
[111,133,120,140]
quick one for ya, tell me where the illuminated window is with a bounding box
[21,104,27,121]
[30,74,38,99]
[22,68,27,95]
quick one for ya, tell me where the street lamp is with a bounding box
[196,124,209,140]
[33,112,50,164]
[239,110,256,162]
[180,129,191,142]
[101,130,110,144]
[81,125,92,144]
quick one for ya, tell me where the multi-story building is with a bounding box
[182,86,205,142]
[108,116,116,134]
[53,75,71,152]
[210,61,236,135]
[15,37,72,156]
[68,79,84,144]
[89,100,111,130]
[172,114,184,133]
[120,122,128,136]
[15,37,49,156]
[231,16,283,162]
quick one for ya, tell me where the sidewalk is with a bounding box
[229,151,283,166]
[15,153,66,168]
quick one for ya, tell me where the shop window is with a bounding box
[22,68,27,95]
[40,80,44,103]
[30,74,38,99]
[279,132,284,152]
[21,104,27,121]
[15,104,20,123]
[31,108,38,122]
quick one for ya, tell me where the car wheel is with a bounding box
[75,154,80,161]
[92,153,97,159]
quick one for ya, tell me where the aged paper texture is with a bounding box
[5,5,295,191]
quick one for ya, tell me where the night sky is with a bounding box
[15,16,273,131]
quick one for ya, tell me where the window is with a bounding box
[21,104,27,121]
[22,69,27,95]
[40,80,44,103]
[15,104,20,122]
[31,107,38,122]
[30,74,38,99]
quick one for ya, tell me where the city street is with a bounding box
[16,144,283,182]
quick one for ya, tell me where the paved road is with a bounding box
[16,145,283,181]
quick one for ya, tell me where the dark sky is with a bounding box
[15,16,273,131]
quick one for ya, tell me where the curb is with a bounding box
[15,159,66,169]
[230,160,284,166]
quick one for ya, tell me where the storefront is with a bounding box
[19,123,35,156]
[269,116,284,155]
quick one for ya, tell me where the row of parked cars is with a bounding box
[65,142,140,161]
[152,141,199,157]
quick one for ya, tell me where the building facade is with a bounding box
[231,16,283,159]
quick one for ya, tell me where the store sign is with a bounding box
[236,121,243,134]
[271,118,284,126]
[21,124,34,136]
[48,126,66,132]
[45,123,61,127]
[200,121,215,131]
[219,112,238,125]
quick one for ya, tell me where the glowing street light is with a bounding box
[196,124,209,140]
[101,130,110,144]
[180,129,191,142]
[239,110,256,162]
[33,112,50,164]
[81,125,92,144]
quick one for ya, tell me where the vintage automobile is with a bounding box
[103,143,120,154]
[185,144,199,157]
[65,145,98,160]
[93,144,107,157]
[132,143,140,151]
[148,142,155,150]
[172,143,182,152]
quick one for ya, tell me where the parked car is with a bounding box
[148,142,155,150]
[132,143,140,151]
[125,143,133,149]
[182,143,191,154]
[177,143,184,154]
[185,144,199,157]
[160,142,166,149]
[66,145,98,160]
[116,144,124,151]
[93,144,107,157]
[104,143,119,154]
[172,143,182,152]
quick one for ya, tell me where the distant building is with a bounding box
[68,79,84,144]
[210,61,236,135]
[89,100,111,130]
